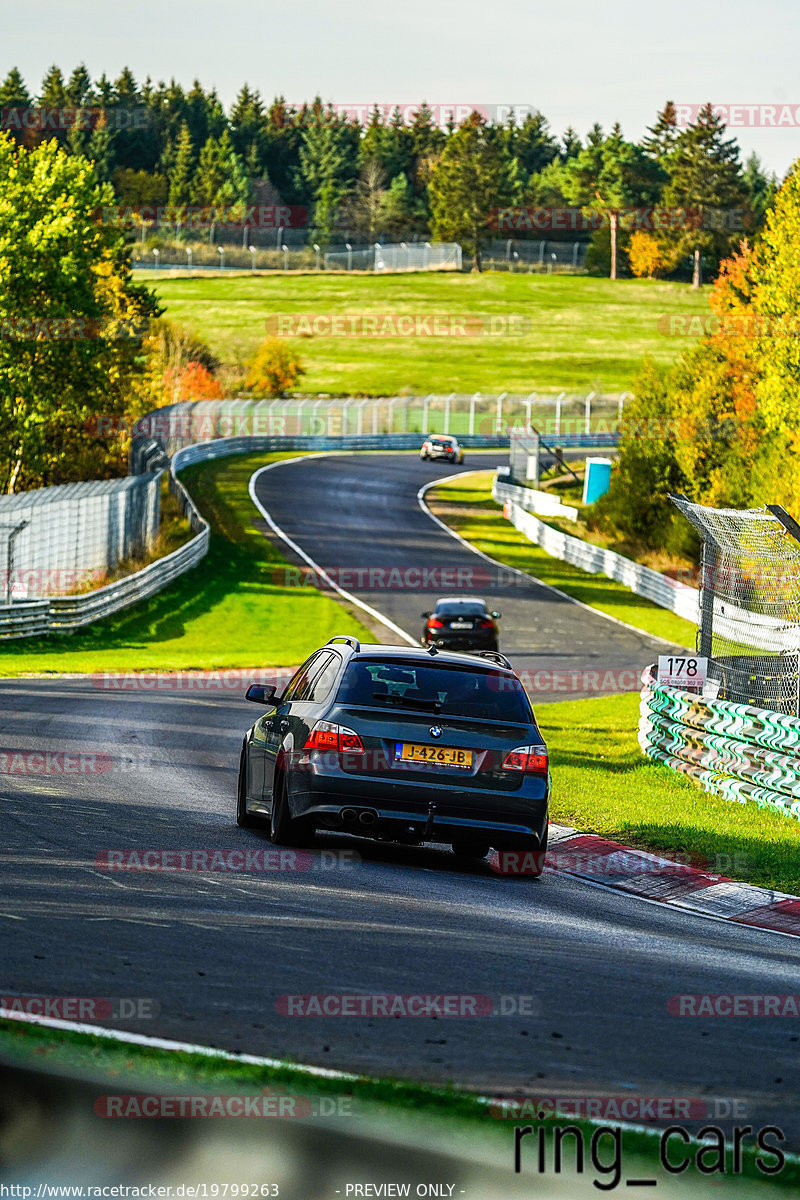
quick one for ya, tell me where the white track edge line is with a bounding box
[249,458,417,646]
[417,473,688,650]
[0,1008,362,1080]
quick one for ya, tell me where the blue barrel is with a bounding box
[582,457,613,504]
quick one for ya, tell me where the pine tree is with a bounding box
[428,113,520,270]
[86,113,115,184]
[39,64,67,108]
[169,122,195,205]
[663,103,748,286]
[376,172,424,238]
[742,152,778,228]
[642,101,678,166]
[561,127,581,161]
[65,64,93,107]
[507,110,558,182]
[0,67,30,107]
[230,84,267,170]
[296,112,359,237]
[562,125,662,278]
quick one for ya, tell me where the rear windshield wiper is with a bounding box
[371,692,442,712]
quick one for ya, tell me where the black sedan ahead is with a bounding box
[236,637,549,870]
[420,597,500,652]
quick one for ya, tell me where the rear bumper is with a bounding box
[424,631,497,649]
[287,765,549,845]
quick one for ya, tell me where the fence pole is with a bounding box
[555,391,565,436]
[444,393,452,434]
[525,393,535,432]
[618,391,631,427]
[469,393,476,435]
[585,392,595,436]
[422,394,430,433]
[496,392,506,435]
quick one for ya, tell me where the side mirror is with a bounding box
[491,611,501,619]
[245,683,277,705]
[421,611,431,619]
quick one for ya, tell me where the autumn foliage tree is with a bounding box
[246,337,305,397]
[627,231,664,278]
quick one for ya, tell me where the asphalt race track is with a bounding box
[252,450,680,699]
[3,451,800,1151]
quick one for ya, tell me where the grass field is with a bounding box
[427,471,697,647]
[146,272,711,394]
[0,453,371,676]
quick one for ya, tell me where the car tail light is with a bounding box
[478,618,494,629]
[305,721,365,753]
[502,745,548,774]
[428,617,444,629]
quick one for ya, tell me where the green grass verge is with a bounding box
[544,691,800,895]
[2,1019,796,1193]
[0,452,371,676]
[148,273,710,394]
[427,471,696,648]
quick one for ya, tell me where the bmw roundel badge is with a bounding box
[430,726,442,738]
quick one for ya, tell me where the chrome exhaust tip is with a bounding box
[340,807,358,822]
[358,810,378,826]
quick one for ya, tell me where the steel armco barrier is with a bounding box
[639,664,800,821]
[495,480,700,624]
[0,430,509,639]
[0,461,208,640]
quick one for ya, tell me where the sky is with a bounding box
[1,0,798,177]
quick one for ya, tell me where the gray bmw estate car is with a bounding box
[237,636,549,870]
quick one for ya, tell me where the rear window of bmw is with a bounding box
[336,660,532,722]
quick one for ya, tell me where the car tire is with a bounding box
[236,745,264,829]
[269,769,315,847]
[493,826,548,878]
[451,841,490,860]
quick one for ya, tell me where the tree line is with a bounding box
[594,165,800,556]
[0,66,778,277]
